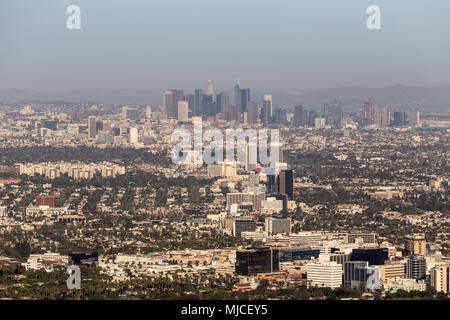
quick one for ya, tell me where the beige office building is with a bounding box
[431,264,450,294]
[405,234,426,256]
[377,263,406,282]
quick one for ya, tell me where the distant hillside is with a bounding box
[251,85,450,112]
[1,85,450,112]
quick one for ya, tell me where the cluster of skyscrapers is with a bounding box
[160,82,422,131]
[162,81,260,125]
[363,98,421,128]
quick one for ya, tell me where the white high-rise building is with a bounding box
[245,142,257,171]
[206,80,214,97]
[374,106,391,127]
[0,206,7,217]
[431,263,450,294]
[129,127,138,145]
[306,261,343,289]
[407,110,421,127]
[88,116,97,138]
[177,101,189,121]
[146,105,152,119]
[264,95,273,118]
[162,91,173,116]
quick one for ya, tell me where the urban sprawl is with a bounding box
[0,81,449,300]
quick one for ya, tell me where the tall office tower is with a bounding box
[308,111,319,127]
[323,102,328,118]
[327,99,342,128]
[184,94,195,115]
[431,264,450,294]
[202,95,216,117]
[235,246,280,275]
[88,116,97,138]
[374,106,382,127]
[406,110,421,127]
[233,84,242,113]
[407,255,427,280]
[383,106,391,127]
[170,89,184,119]
[206,80,214,97]
[177,101,189,121]
[201,94,210,115]
[228,104,238,122]
[265,217,290,235]
[363,98,373,125]
[194,89,203,116]
[307,261,343,289]
[245,142,258,171]
[278,169,293,200]
[266,174,278,194]
[247,102,258,125]
[350,248,389,266]
[294,105,304,127]
[162,91,174,117]
[393,111,406,127]
[274,108,287,125]
[262,95,273,127]
[344,261,369,288]
[145,105,152,119]
[129,127,138,145]
[240,88,250,114]
[302,110,309,126]
[405,234,427,256]
[216,93,229,114]
[375,106,390,127]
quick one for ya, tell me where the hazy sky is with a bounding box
[1,0,450,93]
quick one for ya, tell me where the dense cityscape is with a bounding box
[1,80,449,300]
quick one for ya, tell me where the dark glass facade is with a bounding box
[278,170,294,200]
[350,248,388,266]
[279,248,320,262]
[68,252,99,266]
[235,246,280,275]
